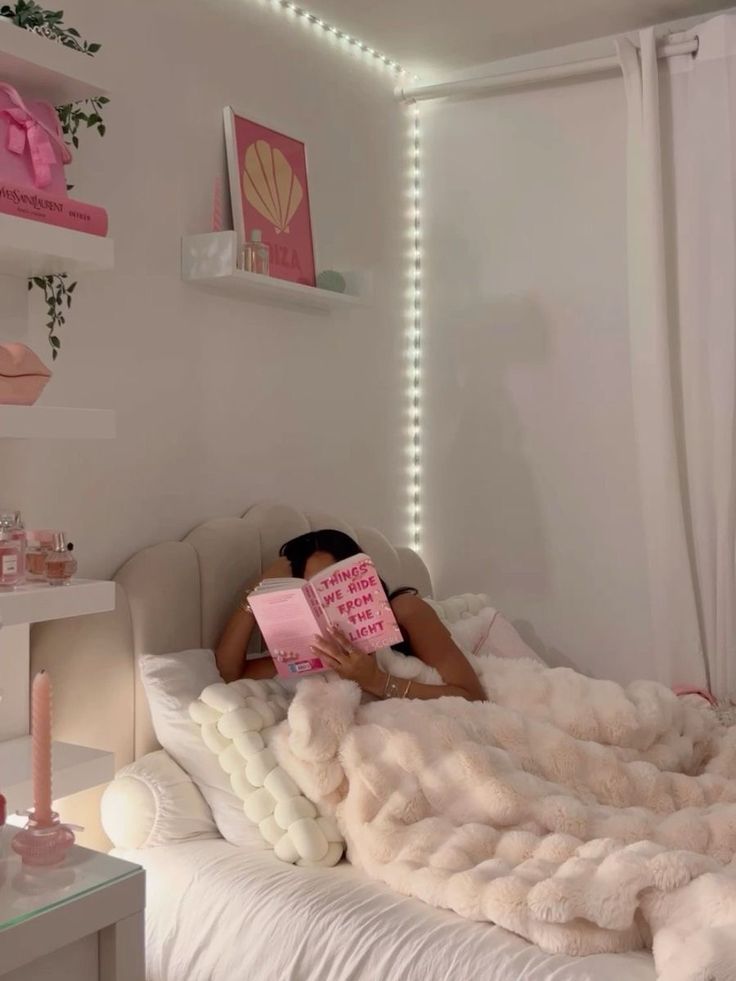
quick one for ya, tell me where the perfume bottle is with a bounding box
[0,528,21,589]
[26,530,56,582]
[44,533,77,586]
[240,229,270,276]
[0,509,25,582]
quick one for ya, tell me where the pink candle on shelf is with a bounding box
[212,175,223,233]
[11,669,74,866]
[31,671,53,826]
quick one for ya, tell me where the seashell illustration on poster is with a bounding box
[224,108,316,287]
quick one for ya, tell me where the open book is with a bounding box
[248,553,403,678]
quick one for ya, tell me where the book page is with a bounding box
[247,587,328,678]
[310,554,403,654]
[251,578,307,593]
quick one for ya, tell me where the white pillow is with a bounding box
[427,593,492,623]
[429,595,544,664]
[101,749,219,849]
[138,650,265,849]
[189,678,344,867]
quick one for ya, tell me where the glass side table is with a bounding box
[0,826,145,981]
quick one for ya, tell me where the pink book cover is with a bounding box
[0,181,108,236]
[249,554,402,678]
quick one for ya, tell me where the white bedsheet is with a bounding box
[115,839,656,981]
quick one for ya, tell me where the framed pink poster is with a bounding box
[224,108,316,287]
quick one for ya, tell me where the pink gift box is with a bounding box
[0,82,71,194]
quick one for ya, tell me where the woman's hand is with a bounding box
[261,556,292,580]
[312,629,379,690]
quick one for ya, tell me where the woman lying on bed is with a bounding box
[216,529,486,702]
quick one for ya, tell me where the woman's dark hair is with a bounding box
[280,530,418,656]
[279,529,363,579]
[280,530,417,599]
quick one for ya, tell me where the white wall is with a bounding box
[0,0,410,578]
[422,75,657,684]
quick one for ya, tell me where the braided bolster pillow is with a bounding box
[189,678,344,866]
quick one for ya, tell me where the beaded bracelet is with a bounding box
[238,582,261,615]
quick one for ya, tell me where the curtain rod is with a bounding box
[399,36,699,103]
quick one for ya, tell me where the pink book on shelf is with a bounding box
[0,181,108,236]
[248,553,403,678]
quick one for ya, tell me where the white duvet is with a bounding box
[116,838,656,981]
[266,602,736,981]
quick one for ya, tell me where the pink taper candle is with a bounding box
[31,671,53,826]
[212,175,223,233]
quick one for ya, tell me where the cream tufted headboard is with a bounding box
[30,502,432,848]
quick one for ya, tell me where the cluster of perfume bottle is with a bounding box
[0,509,77,588]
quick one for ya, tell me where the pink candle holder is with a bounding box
[11,810,75,867]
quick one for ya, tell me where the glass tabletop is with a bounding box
[0,825,142,931]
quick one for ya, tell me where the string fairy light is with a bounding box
[408,102,422,550]
[257,0,410,73]
[244,0,423,549]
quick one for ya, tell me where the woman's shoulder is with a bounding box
[390,591,431,621]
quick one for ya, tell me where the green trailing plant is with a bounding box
[0,3,107,359]
[0,4,108,148]
[0,2,100,53]
[56,96,108,149]
[57,96,108,192]
[28,274,76,359]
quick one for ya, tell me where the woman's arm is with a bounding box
[215,557,290,682]
[381,594,486,700]
[313,595,486,702]
[215,605,276,683]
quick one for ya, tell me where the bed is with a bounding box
[118,839,655,981]
[30,501,657,981]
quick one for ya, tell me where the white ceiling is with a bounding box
[307,0,727,76]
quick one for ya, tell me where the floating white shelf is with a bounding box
[182,231,363,311]
[0,213,113,277]
[0,579,115,628]
[0,17,115,779]
[0,736,114,812]
[0,21,109,103]
[0,405,115,439]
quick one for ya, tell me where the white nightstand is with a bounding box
[0,826,145,981]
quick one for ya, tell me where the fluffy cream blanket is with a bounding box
[271,615,736,980]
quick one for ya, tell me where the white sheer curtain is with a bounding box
[617,18,736,697]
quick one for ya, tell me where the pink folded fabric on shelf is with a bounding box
[0,343,51,405]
